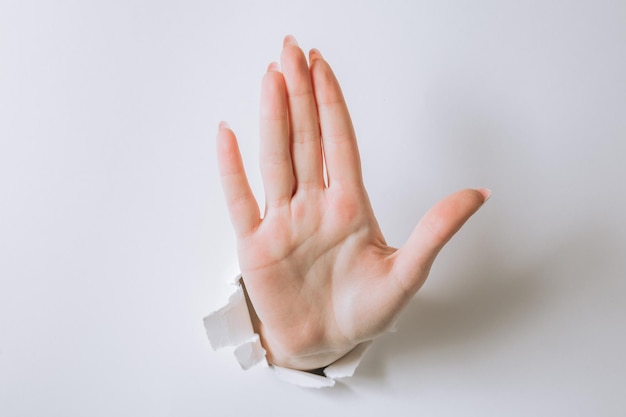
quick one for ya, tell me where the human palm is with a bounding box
[217,36,490,371]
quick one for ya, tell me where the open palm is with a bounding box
[217,36,489,370]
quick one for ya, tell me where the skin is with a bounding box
[216,35,491,371]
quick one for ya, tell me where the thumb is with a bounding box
[392,188,491,297]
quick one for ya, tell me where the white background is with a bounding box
[1,1,625,415]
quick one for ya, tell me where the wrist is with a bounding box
[240,277,357,371]
[204,274,372,387]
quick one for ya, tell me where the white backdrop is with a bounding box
[1,1,625,415]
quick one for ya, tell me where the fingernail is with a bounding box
[309,48,323,61]
[219,121,230,130]
[476,188,492,202]
[267,61,280,72]
[283,34,298,47]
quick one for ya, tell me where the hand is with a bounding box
[216,35,490,371]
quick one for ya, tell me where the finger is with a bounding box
[392,188,491,296]
[309,48,362,188]
[280,35,324,189]
[216,122,261,237]
[260,62,294,207]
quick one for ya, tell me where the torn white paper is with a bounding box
[273,366,336,388]
[323,341,372,380]
[272,341,373,388]
[203,275,371,387]
[203,285,255,349]
[203,279,267,370]
[234,335,266,370]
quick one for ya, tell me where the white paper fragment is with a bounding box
[273,366,336,388]
[271,342,372,388]
[204,275,372,387]
[323,341,373,379]
[203,285,254,350]
[234,334,266,370]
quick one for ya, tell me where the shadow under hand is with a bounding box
[356,263,540,382]
[356,223,618,383]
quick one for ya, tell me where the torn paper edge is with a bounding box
[272,341,373,388]
[273,366,336,388]
[234,334,266,370]
[203,277,267,369]
[323,340,372,379]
